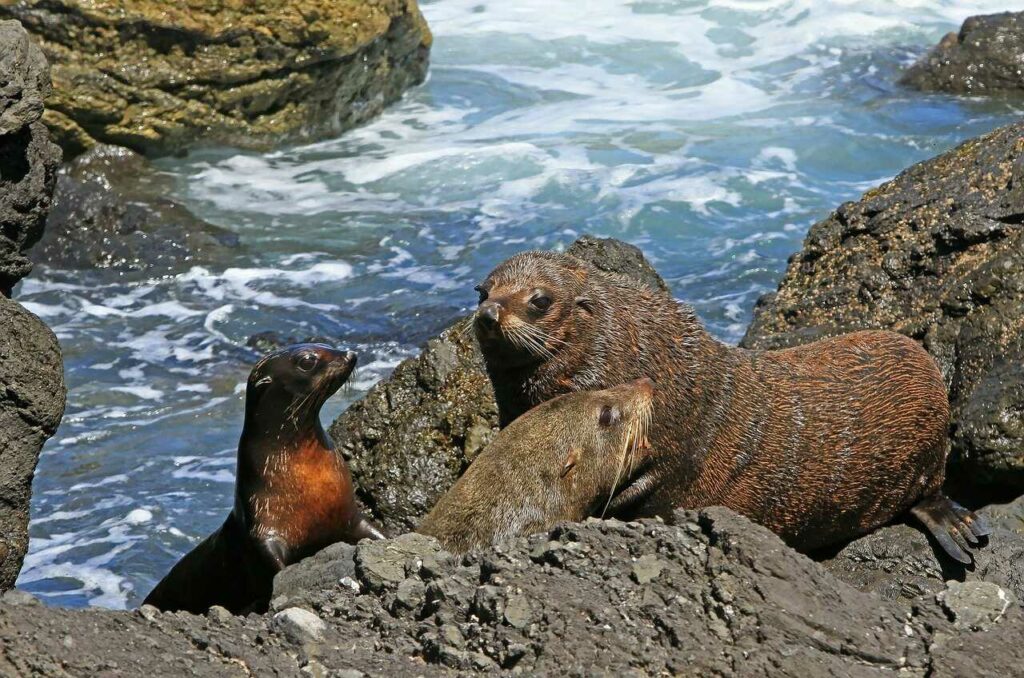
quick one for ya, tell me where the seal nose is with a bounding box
[477,301,502,328]
[345,350,358,366]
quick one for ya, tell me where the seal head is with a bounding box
[418,378,654,554]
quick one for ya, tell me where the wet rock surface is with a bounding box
[328,236,669,536]
[0,19,65,593]
[742,120,1024,494]
[901,12,1024,95]
[33,145,240,274]
[0,0,433,157]
[0,19,60,296]
[3,510,1023,675]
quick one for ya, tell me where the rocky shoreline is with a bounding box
[2,6,1024,677]
[2,505,1021,676]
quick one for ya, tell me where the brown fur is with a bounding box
[143,345,383,614]
[418,379,653,554]
[473,251,987,556]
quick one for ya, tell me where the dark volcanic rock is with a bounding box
[902,12,1024,95]
[0,0,433,157]
[742,120,1024,493]
[823,495,1024,606]
[4,509,1023,675]
[0,19,65,593]
[0,297,65,592]
[328,236,668,536]
[33,145,240,274]
[0,19,60,296]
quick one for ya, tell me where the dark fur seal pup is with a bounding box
[472,251,990,563]
[143,344,384,614]
[418,379,653,553]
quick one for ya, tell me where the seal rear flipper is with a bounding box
[910,493,990,565]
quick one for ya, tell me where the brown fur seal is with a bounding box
[143,344,383,614]
[472,250,990,563]
[418,379,653,553]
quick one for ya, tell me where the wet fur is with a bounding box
[418,381,651,554]
[143,346,383,614]
[475,251,987,556]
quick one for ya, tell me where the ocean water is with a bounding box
[13,0,1024,609]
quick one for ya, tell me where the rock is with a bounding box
[0,588,39,607]
[0,20,61,295]
[5,508,1023,674]
[354,532,447,593]
[273,607,327,646]
[631,554,664,585]
[33,144,240,274]
[329,236,670,535]
[742,120,1024,493]
[0,297,66,592]
[0,0,432,157]
[822,494,1024,605]
[560,235,671,294]
[273,542,358,610]
[0,19,48,135]
[0,20,65,593]
[938,581,1016,631]
[901,12,1024,95]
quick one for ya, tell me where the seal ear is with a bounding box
[574,296,595,314]
[560,447,582,478]
[254,376,273,389]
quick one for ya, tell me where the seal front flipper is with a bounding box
[350,515,386,541]
[910,493,991,564]
[255,534,289,572]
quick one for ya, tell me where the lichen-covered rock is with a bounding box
[328,236,669,536]
[3,509,1022,674]
[34,144,240,273]
[0,0,433,157]
[0,19,60,295]
[901,12,1024,94]
[0,296,65,592]
[742,120,1024,493]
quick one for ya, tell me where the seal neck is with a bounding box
[233,407,332,514]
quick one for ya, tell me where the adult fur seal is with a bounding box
[418,379,653,553]
[472,250,990,563]
[143,344,384,614]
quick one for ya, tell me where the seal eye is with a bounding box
[297,353,318,372]
[530,294,552,312]
[475,284,488,304]
[598,405,616,427]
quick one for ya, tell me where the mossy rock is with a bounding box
[0,0,433,157]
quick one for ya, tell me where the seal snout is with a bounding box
[477,300,502,329]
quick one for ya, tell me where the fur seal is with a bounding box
[418,378,653,553]
[143,344,383,614]
[472,250,990,563]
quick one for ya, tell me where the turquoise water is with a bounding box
[14,0,1024,608]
